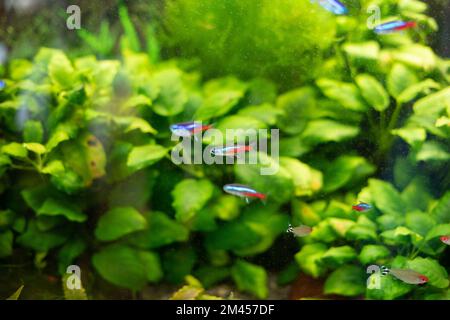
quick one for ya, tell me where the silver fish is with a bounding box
[388,268,428,285]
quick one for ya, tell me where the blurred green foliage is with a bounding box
[0,0,449,300]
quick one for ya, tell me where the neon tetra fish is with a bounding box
[352,202,372,212]
[169,121,212,137]
[223,184,266,204]
[312,0,348,15]
[374,20,417,34]
[0,80,5,90]
[440,236,450,245]
[287,224,313,237]
[382,267,428,285]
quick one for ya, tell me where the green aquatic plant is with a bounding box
[162,0,337,86]
[0,0,448,300]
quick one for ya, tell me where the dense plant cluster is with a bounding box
[0,0,449,299]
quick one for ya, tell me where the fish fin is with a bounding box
[245,197,250,204]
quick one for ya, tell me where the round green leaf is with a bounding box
[95,207,148,241]
[355,74,389,112]
[231,260,268,299]
[92,244,162,290]
[324,265,366,297]
[172,179,214,223]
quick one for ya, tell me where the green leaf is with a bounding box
[231,260,268,299]
[127,211,189,249]
[406,257,449,288]
[392,44,436,70]
[359,245,391,265]
[234,152,294,204]
[23,142,46,155]
[295,243,328,278]
[280,157,322,196]
[48,50,77,90]
[366,272,413,300]
[431,191,450,224]
[163,247,196,284]
[95,207,147,241]
[0,231,13,258]
[328,218,356,237]
[42,160,84,194]
[46,122,78,152]
[316,78,367,112]
[369,179,406,215]
[116,117,157,134]
[152,68,187,116]
[310,219,339,243]
[194,266,230,288]
[425,224,450,241]
[322,156,375,193]
[275,87,316,135]
[0,210,15,229]
[415,141,450,162]
[380,226,422,246]
[57,238,87,275]
[405,211,436,237]
[321,246,357,268]
[391,126,426,149]
[60,133,106,185]
[397,79,441,104]
[37,197,87,223]
[2,142,28,158]
[126,144,167,171]
[387,63,418,99]
[23,142,47,155]
[343,41,380,61]
[345,224,378,241]
[401,178,432,212]
[92,244,162,290]
[6,285,24,300]
[214,115,267,135]
[324,265,366,297]
[355,74,389,112]
[301,120,359,146]
[23,120,44,143]
[413,87,450,116]
[172,179,214,223]
[238,103,283,126]
[17,220,69,251]
[211,195,241,221]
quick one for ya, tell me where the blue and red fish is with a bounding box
[170,121,212,137]
[0,80,5,90]
[223,184,266,204]
[312,0,348,15]
[210,143,254,157]
[352,202,372,212]
[374,20,417,34]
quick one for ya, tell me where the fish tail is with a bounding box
[380,265,390,276]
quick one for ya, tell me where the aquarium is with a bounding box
[0,0,449,301]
